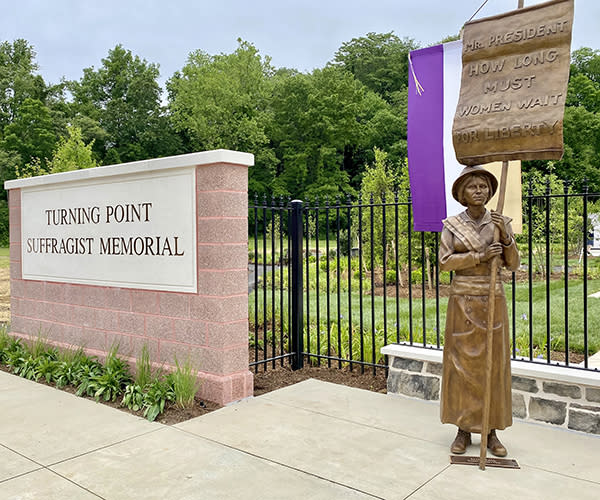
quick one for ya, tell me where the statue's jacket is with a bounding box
[439,210,519,433]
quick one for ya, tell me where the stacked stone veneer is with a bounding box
[381,344,600,435]
[6,150,253,406]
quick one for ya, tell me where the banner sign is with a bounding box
[452,0,574,165]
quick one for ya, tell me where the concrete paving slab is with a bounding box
[261,378,453,444]
[0,445,40,482]
[2,371,599,500]
[176,392,451,499]
[0,468,101,500]
[264,380,600,484]
[586,350,600,368]
[51,426,374,500]
[499,420,600,483]
[408,461,599,500]
[0,370,159,465]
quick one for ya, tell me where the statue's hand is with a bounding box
[490,211,510,243]
[481,242,503,262]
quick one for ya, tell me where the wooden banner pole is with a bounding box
[479,160,508,470]
[479,0,524,473]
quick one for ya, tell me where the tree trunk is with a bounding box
[425,246,432,291]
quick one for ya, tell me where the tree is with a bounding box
[2,97,56,171]
[530,47,600,192]
[332,32,418,102]
[554,103,600,191]
[0,39,47,132]
[571,47,600,84]
[48,126,97,173]
[269,65,389,198]
[518,170,584,277]
[331,32,416,170]
[0,149,21,192]
[357,148,398,277]
[168,40,277,194]
[70,45,178,164]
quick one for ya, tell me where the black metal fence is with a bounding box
[249,180,600,374]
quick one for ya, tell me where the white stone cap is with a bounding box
[382,343,600,388]
[4,149,254,190]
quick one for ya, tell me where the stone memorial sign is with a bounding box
[452,0,574,165]
[6,150,256,406]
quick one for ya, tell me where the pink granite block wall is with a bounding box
[7,157,253,406]
[194,161,250,404]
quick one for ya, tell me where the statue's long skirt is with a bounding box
[440,276,513,433]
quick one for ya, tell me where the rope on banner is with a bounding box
[408,53,425,96]
[467,0,491,23]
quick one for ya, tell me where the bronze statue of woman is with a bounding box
[439,165,519,457]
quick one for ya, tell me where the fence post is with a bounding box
[290,200,304,370]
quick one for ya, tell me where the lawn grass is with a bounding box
[0,247,9,269]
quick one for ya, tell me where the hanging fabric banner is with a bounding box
[407,41,464,232]
[407,41,522,232]
[452,0,574,165]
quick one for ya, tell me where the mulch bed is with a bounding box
[253,363,388,397]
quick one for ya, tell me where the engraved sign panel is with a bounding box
[21,167,197,293]
[452,0,574,165]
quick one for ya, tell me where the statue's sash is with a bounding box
[442,214,485,254]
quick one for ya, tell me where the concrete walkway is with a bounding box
[1,371,598,500]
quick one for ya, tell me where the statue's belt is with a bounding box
[450,275,505,296]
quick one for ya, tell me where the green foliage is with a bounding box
[543,46,600,191]
[16,156,45,178]
[0,199,8,246]
[74,359,105,397]
[88,345,132,402]
[54,347,90,388]
[49,126,97,173]
[519,170,583,276]
[168,39,276,194]
[2,97,56,170]
[0,326,10,355]
[269,64,386,198]
[135,344,153,388]
[0,331,203,422]
[121,384,145,412]
[0,39,47,131]
[357,148,398,270]
[332,32,417,102]
[70,44,177,164]
[143,376,176,422]
[171,357,200,409]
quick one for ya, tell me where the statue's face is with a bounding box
[462,175,489,206]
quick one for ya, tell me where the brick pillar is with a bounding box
[192,161,253,404]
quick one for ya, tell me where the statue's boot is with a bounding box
[487,429,507,457]
[450,428,471,454]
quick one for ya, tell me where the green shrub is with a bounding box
[88,345,132,402]
[122,384,145,412]
[143,377,175,422]
[410,268,423,284]
[172,357,200,409]
[385,269,396,284]
[135,344,152,388]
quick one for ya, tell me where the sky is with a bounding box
[2,0,599,91]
